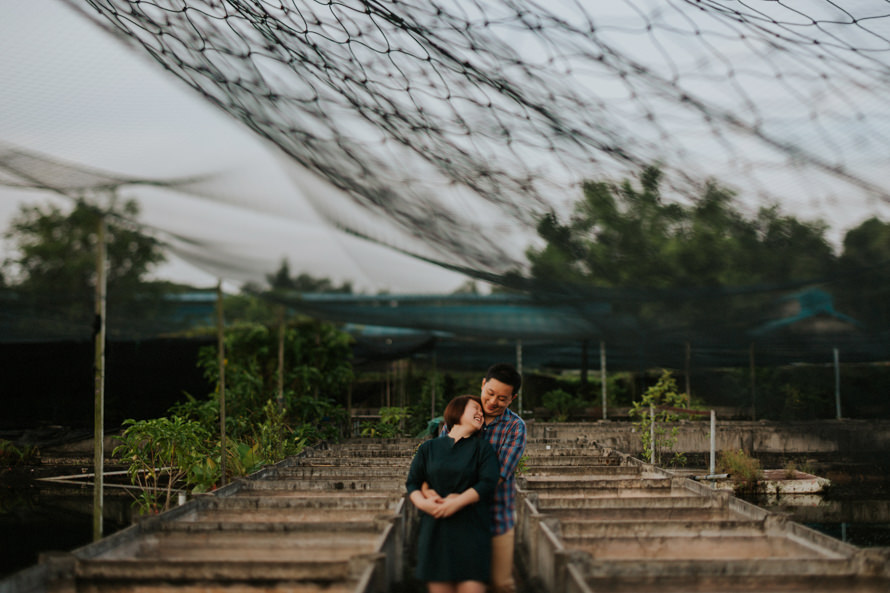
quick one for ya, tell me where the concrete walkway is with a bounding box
[4,434,889,593]
[516,435,890,593]
[0,438,417,593]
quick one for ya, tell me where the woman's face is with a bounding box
[459,399,485,432]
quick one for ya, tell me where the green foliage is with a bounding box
[837,217,890,329]
[360,406,411,438]
[0,439,39,466]
[0,198,189,339]
[113,416,212,514]
[541,388,583,422]
[629,370,692,466]
[529,166,837,292]
[224,440,265,479]
[525,165,839,336]
[188,318,352,443]
[3,198,165,294]
[515,454,527,476]
[116,399,310,504]
[253,398,308,462]
[750,366,836,420]
[405,372,447,436]
[717,449,763,492]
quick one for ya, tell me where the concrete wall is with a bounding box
[526,419,890,457]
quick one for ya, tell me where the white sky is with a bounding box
[0,1,473,293]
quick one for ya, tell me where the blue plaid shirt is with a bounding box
[482,407,526,535]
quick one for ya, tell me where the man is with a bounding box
[424,363,526,593]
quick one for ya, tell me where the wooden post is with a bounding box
[92,214,107,542]
[431,351,438,420]
[684,341,691,404]
[277,306,285,411]
[649,404,656,464]
[834,347,842,419]
[749,343,756,421]
[516,339,523,414]
[216,280,226,487]
[580,339,589,397]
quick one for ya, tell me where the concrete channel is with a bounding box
[3,434,889,593]
[0,438,418,593]
[516,436,890,593]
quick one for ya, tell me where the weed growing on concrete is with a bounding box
[717,449,763,492]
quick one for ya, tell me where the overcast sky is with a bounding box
[0,1,474,293]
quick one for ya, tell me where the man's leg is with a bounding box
[490,528,515,593]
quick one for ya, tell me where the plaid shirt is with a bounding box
[482,407,526,535]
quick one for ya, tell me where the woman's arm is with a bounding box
[409,489,443,516]
[427,487,480,518]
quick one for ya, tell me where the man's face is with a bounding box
[480,377,516,419]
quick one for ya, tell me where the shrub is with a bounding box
[629,370,693,466]
[360,406,411,438]
[717,449,763,492]
[0,439,39,466]
[541,389,583,422]
[114,416,212,514]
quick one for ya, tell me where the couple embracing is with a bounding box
[406,363,526,593]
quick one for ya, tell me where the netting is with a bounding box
[61,0,890,279]
[3,1,890,369]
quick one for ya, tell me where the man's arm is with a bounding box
[496,417,527,480]
[420,481,443,502]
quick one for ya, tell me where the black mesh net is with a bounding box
[3,1,890,370]
[62,0,890,277]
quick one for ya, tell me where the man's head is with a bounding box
[479,363,522,419]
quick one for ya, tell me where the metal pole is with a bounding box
[709,409,716,476]
[92,214,107,542]
[834,347,841,419]
[600,341,607,420]
[431,350,437,420]
[516,339,523,414]
[217,280,226,487]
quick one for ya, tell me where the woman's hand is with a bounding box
[427,489,479,518]
[410,490,442,516]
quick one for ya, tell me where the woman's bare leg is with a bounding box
[428,582,456,593]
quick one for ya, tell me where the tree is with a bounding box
[525,166,837,335]
[528,166,836,291]
[4,198,165,295]
[2,198,170,338]
[836,217,890,329]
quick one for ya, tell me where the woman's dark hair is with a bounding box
[443,395,483,429]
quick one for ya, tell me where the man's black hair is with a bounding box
[484,362,522,395]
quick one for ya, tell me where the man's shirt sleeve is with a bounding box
[497,416,526,480]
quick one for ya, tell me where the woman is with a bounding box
[406,395,500,593]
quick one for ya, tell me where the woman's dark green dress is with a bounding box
[406,432,499,583]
